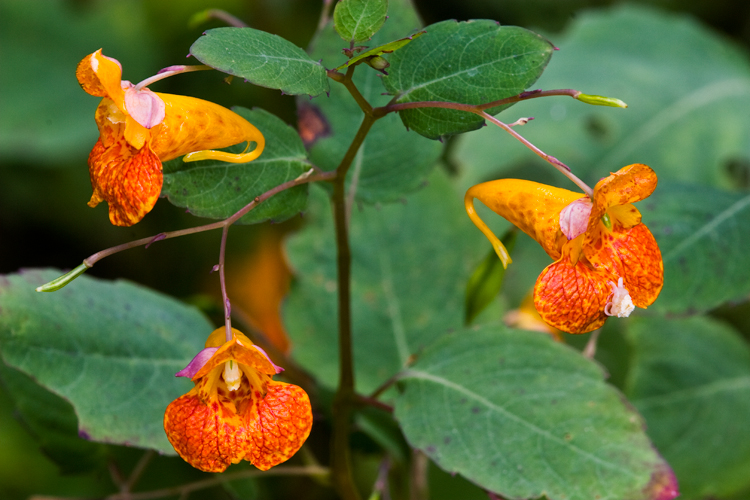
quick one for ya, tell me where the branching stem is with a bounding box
[330,113,376,500]
[372,88,582,118]
[81,170,335,269]
[62,78,610,500]
[323,76,600,500]
[343,66,373,116]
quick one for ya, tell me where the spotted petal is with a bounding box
[533,259,612,334]
[246,381,314,471]
[588,163,657,232]
[607,223,663,308]
[87,137,162,227]
[151,93,265,164]
[164,389,251,473]
[466,179,582,262]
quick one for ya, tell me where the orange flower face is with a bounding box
[465,164,663,334]
[77,50,266,226]
[164,328,312,473]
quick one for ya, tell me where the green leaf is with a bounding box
[0,363,107,474]
[626,316,750,499]
[284,171,486,393]
[335,31,426,71]
[640,182,750,315]
[382,19,554,139]
[0,269,213,455]
[334,0,389,44]
[190,27,329,97]
[162,107,310,224]
[394,325,677,500]
[452,5,750,191]
[301,0,443,203]
[465,231,517,325]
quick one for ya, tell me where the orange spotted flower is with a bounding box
[164,327,312,473]
[77,50,265,226]
[465,164,663,334]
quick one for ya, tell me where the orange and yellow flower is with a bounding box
[77,50,265,226]
[164,327,312,473]
[465,164,663,334]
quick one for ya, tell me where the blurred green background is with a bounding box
[3,0,750,498]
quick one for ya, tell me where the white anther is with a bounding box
[604,278,635,317]
[223,360,242,391]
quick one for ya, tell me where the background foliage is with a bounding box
[2,0,750,499]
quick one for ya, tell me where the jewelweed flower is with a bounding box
[77,50,265,226]
[164,327,312,473]
[465,164,663,334]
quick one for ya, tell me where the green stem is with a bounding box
[38,169,334,293]
[343,66,373,116]
[372,88,583,118]
[331,112,376,500]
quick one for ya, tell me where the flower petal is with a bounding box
[76,50,126,110]
[589,163,657,226]
[164,390,251,473]
[608,223,663,308]
[176,347,219,378]
[466,179,582,261]
[195,327,279,380]
[559,197,592,240]
[245,381,313,471]
[124,87,166,129]
[534,259,612,334]
[150,93,265,163]
[87,136,163,227]
[252,344,284,374]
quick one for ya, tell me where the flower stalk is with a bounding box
[35,170,335,293]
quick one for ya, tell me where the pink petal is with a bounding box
[252,344,284,374]
[124,87,166,129]
[559,197,592,240]
[176,347,218,378]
